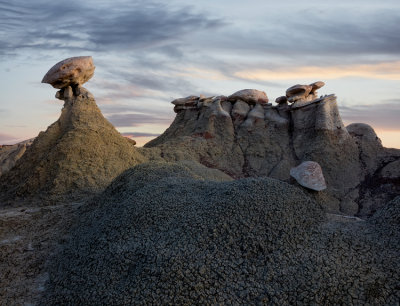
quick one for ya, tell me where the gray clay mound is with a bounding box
[42,162,400,305]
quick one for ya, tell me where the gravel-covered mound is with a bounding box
[42,162,400,305]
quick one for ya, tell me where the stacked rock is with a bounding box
[275,81,325,108]
[41,56,95,101]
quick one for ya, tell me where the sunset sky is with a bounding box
[0,0,399,147]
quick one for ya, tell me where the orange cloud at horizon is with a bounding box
[234,61,400,81]
[374,129,400,149]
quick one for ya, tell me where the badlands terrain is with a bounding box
[0,57,399,304]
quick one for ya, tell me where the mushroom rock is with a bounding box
[290,161,327,191]
[41,56,95,89]
[228,89,269,105]
[286,81,325,107]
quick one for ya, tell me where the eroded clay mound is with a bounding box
[41,162,399,305]
[0,87,145,203]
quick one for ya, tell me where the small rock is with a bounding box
[275,96,288,104]
[290,161,327,191]
[228,89,269,104]
[286,84,312,103]
[42,56,95,89]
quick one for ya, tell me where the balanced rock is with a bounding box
[228,89,269,104]
[286,84,312,103]
[286,81,325,105]
[290,161,327,191]
[41,56,95,89]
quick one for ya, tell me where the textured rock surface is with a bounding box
[0,138,34,176]
[228,89,269,104]
[145,86,399,216]
[0,87,145,203]
[41,56,95,89]
[290,161,327,191]
[40,163,400,305]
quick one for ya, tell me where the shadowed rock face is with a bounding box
[145,85,400,216]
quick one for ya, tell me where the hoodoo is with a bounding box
[0,57,144,202]
[145,82,400,216]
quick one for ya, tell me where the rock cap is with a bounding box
[228,89,269,104]
[42,56,95,89]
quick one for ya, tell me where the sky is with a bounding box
[0,0,399,147]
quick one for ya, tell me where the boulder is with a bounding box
[286,84,312,103]
[290,161,327,191]
[310,81,325,94]
[228,89,269,104]
[42,56,95,89]
[275,96,288,104]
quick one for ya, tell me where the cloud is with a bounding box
[233,61,400,81]
[0,132,19,144]
[121,132,161,138]
[106,113,172,128]
[0,0,223,55]
[340,100,400,131]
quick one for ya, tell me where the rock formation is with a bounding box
[0,60,399,305]
[42,56,95,89]
[145,82,400,216]
[290,161,327,191]
[0,57,145,202]
[0,138,34,176]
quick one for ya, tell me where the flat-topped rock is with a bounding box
[290,161,327,191]
[42,56,95,89]
[228,89,269,104]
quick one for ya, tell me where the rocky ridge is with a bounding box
[145,84,399,216]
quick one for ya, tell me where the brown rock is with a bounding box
[309,81,325,93]
[42,56,95,89]
[290,161,327,191]
[286,84,312,103]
